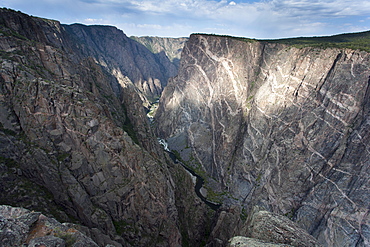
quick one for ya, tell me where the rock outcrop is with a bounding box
[0,8,212,246]
[0,205,104,247]
[241,208,322,246]
[227,236,293,247]
[156,34,370,246]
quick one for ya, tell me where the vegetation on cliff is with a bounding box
[266,30,370,52]
[194,30,370,52]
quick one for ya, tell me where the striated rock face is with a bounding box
[156,34,370,246]
[0,8,212,246]
[130,36,188,68]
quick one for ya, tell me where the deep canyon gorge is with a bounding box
[0,8,370,247]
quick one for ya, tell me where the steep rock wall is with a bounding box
[64,24,178,102]
[0,9,212,246]
[156,34,370,246]
[130,36,188,68]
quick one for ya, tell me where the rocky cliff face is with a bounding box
[0,8,212,246]
[130,36,188,69]
[156,34,370,246]
[64,24,179,102]
[0,205,111,246]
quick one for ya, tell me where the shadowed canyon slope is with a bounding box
[64,24,180,102]
[130,36,188,69]
[156,34,370,246]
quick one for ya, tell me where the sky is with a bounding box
[2,0,370,39]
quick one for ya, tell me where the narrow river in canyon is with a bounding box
[158,139,221,210]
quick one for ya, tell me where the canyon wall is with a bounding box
[0,8,211,246]
[156,34,370,246]
[64,24,179,102]
[130,36,188,68]
[2,7,370,246]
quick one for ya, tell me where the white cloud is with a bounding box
[2,0,370,38]
[116,22,194,37]
[84,18,104,23]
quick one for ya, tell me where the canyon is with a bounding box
[1,8,370,247]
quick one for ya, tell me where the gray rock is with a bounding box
[0,215,28,247]
[18,212,42,227]
[0,205,101,247]
[3,7,370,247]
[241,209,322,247]
[28,235,66,247]
[228,236,293,247]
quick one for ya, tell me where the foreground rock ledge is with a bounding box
[233,209,322,247]
[0,205,121,247]
[228,236,293,247]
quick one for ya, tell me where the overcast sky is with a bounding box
[2,0,370,39]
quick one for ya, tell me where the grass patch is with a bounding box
[120,104,140,145]
[0,123,17,136]
[193,30,370,52]
[240,207,248,221]
[57,153,70,162]
[263,30,370,52]
[54,229,77,247]
[122,118,139,145]
[113,219,138,236]
[0,156,19,168]
[0,29,28,41]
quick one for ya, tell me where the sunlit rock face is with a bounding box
[156,34,370,246]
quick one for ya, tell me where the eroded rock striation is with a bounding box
[156,34,370,246]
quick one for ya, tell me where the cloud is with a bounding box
[84,18,104,23]
[2,0,370,38]
[116,22,194,37]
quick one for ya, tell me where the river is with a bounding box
[158,139,221,210]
